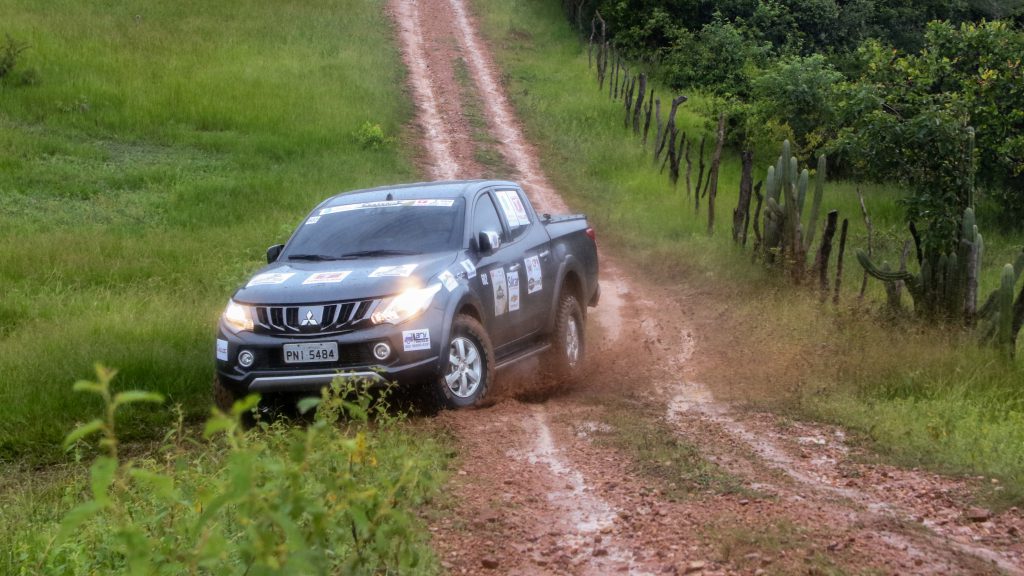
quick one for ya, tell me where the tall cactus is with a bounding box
[978,250,1024,357]
[858,207,984,321]
[757,140,826,277]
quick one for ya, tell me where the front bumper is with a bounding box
[215,307,445,395]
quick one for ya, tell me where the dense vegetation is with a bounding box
[574,0,1024,240]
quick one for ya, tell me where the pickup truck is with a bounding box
[214,180,599,409]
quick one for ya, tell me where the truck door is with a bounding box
[468,192,517,349]
[491,188,556,342]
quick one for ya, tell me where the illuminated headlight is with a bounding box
[223,299,254,333]
[371,284,442,325]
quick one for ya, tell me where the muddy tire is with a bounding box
[545,294,585,382]
[213,375,241,413]
[435,314,495,409]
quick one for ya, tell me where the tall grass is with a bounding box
[473,0,1024,504]
[0,0,416,460]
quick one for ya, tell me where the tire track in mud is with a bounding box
[392,1,1022,574]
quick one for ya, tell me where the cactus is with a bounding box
[757,140,827,277]
[857,206,985,320]
[978,251,1024,357]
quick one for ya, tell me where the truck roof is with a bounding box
[321,180,519,209]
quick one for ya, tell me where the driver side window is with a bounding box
[473,194,507,244]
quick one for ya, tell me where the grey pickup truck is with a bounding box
[215,180,599,409]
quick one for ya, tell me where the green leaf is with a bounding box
[72,380,105,395]
[54,500,106,545]
[63,419,104,449]
[296,396,320,415]
[90,456,118,504]
[204,414,234,438]
[113,390,165,407]
[231,393,261,417]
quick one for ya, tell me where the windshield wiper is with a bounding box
[337,249,421,258]
[288,253,340,261]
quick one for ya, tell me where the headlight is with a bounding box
[372,284,442,325]
[223,299,254,333]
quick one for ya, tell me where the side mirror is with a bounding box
[477,230,501,253]
[266,244,284,264]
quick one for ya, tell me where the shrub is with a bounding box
[14,366,443,575]
[354,121,392,150]
[0,34,27,80]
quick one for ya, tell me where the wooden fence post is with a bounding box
[706,113,725,234]
[632,73,646,134]
[694,134,707,213]
[814,210,839,299]
[857,186,873,301]
[733,150,753,243]
[652,99,663,161]
[642,89,654,146]
[833,218,849,305]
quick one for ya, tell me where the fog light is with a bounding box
[238,350,255,368]
[373,342,391,361]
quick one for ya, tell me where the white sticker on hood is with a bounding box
[402,329,431,351]
[216,339,228,361]
[305,215,320,225]
[459,259,477,278]
[490,268,507,316]
[303,271,351,285]
[507,269,521,312]
[247,271,295,287]
[439,270,458,292]
[525,256,543,294]
[369,264,417,277]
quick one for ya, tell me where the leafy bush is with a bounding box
[12,366,444,575]
[354,121,392,150]
[0,34,28,81]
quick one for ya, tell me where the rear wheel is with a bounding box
[545,294,585,382]
[435,315,495,409]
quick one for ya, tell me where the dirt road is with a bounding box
[390,1,1024,573]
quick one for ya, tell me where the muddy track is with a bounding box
[390,1,1024,574]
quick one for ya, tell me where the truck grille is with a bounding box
[253,299,379,335]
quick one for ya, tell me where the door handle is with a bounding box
[508,264,521,272]
[539,250,551,259]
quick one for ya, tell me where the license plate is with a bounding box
[283,342,338,364]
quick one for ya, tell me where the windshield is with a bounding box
[283,198,465,260]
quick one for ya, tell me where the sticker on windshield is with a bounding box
[480,273,489,286]
[525,256,543,294]
[402,329,431,351]
[369,264,417,278]
[247,271,295,287]
[305,215,321,225]
[490,268,507,316]
[507,270,521,312]
[439,270,458,292]
[216,339,228,361]
[303,271,351,285]
[459,259,477,278]
[320,199,454,216]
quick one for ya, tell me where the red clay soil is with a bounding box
[389,1,1024,574]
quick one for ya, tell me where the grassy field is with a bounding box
[0,0,420,460]
[473,0,1024,504]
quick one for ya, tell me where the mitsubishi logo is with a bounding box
[300,309,319,326]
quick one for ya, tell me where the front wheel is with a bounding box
[545,294,585,382]
[435,315,495,409]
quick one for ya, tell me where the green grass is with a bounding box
[472,0,1024,505]
[0,0,417,460]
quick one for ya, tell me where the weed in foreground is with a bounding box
[8,365,443,575]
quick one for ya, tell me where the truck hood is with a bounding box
[232,251,461,305]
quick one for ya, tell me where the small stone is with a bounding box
[593,548,609,557]
[738,499,750,506]
[685,560,706,573]
[481,557,499,569]
[966,507,992,522]
[457,470,467,476]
